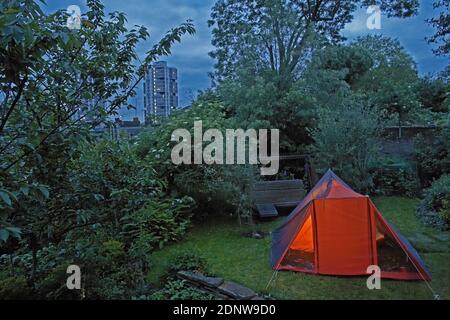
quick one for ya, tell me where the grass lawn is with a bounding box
[149,197,450,300]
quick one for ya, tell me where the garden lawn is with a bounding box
[149,197,450,300]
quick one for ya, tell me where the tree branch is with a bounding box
[0,75,28,133]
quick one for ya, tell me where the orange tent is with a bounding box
[271,169,431,281]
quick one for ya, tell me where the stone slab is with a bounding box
[177,271,224,288]
[218,281,256,300]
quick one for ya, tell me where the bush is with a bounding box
[36,263,81,300]
[0,276,33,300]
[70,138,163,218]
[371,159,420,197]
[418,174,450,230]
[416,77,449,113]
[310,102,382,193]
[23,231,148,300]
[414,128,450,187]
[121,196,194,251]
[102,240,126,260]
[165,251,209,276]
[134,99,258,221]
[149,279,214,300]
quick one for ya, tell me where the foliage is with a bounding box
[416,77,449,113]
[427,0,450,56]
[371,160,420,197]
[147,251,212,300]
[0,0,194,243]
[0,0,197,299]
[102,240,126,259]
[69,138,164,222]
[121,196,195,251]
[301,44,373,118]
[418,174,450,230]
[208,0,418,84]
[305,44,373,93]
[135,98,259,221]
[303,35,436,137]
[0,136,168,291]
[221,35,432,160]
[351,35,427,124]
[36,262,81,300]
[150,279,214,300]
[0,133,195,300]
[414,127,450,187]
[0,275,33,300]
[164,251,210,277]
[135,98,228,172]
[218,69,316,154]
[68,235,150,299]
[310,102,382,193]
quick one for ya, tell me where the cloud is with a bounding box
[44,0,447,119]
[342,1,448,75]
[102,0,215,110]
[344,9,371,34]
[45,0,215,117]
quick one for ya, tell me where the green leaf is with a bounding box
[38,186,49,199]
[94,194,104,201]
[0,191,12,206]
[0,229,9,242]
[20,186,30,196]
[5,227,21,239]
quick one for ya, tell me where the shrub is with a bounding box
[102,240,126,260]
[418,174,450,230]
[165,251,209,276]
[71,237,151,299]
[371,159,420,197]
[414,128,450,187]
[310,102,382,193]
[134,100,258,221]
[0,276,33,300]
[70,138,164,218]
[121,196,194,250]
[36,263,81,300]
[416,77,449,113]
[149,279,214,300]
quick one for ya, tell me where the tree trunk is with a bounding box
[29,234,39,286]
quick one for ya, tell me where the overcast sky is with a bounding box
[45,0,448,120]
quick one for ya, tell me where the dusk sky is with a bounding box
[45,0,449,120]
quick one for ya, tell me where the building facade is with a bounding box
[143,61,178,121]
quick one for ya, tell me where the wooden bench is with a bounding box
[251,180,305,218]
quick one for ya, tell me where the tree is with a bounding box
[209,2,421,157]
[302,44,373,109]
[0,0,194,248]
[427,0,450,56]
[351,35,426,124]
[310,101,382,193]
[218,67,316,154]
[135,96,259,222]
[416,76,449,113]
[208,0,419,86]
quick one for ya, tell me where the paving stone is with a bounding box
[218,281,256,300]
[177,271,224,288]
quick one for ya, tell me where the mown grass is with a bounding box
[149,197,449,300]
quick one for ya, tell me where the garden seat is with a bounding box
[252,180,305,218]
